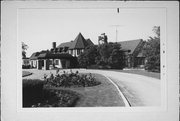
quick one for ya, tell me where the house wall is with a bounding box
[36,59,71,70]
[70,49,84,57]
[30,60,37,68]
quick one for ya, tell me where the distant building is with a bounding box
[118,39,145,68]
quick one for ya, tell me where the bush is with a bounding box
[22,65,31,69]
[34,89,79,107]
[23,79,80,107]
[23,79,44,107]
[44,71,101,88]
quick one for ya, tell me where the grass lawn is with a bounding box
[22,71,32,77]
[46,73,125,107]
[110,69,160,79]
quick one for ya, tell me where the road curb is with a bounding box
[102,74,131,107]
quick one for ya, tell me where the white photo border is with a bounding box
[1,1,179,121]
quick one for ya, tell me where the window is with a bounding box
[55,59,59,65]
[77,49,83,55]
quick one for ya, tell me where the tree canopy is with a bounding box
[22,42,28,58]
[78,42,126,69]
[143,26,160,72]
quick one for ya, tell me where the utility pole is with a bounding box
[109,25,123,42]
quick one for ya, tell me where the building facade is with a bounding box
[118,39,145,68]
[29,33,93,70]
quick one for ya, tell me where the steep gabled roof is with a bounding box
[69,33,89,49]
[29,52,40,60]
[86,39,94,46]
[118,39,143,54]
[57,33,94,49]
[38,52,73,59]
[57,41,73,48]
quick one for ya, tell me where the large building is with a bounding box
[29,33,94,70]
[118,39,145,68]
[57,32,94,57]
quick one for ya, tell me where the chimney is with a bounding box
[52,42,56,49]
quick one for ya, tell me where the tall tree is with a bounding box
[78,45,98,68]
[108,43,125,69]
[22,42,28,58]
[143,26,160,72]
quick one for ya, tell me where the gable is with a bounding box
[57,41,73,48]
[69,33,88,49]
[118,39,144,55]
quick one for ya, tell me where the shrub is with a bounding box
[37,89,79,107]
[23,79,44,107]
[22,65,31,69]
[44,71,101,88]
[23,79,80,107]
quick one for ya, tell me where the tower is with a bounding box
[98,33,108,45]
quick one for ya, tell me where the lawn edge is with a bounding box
[101,74,131,107]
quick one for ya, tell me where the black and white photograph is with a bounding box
[20,8,163,108]
[1,1,179,121]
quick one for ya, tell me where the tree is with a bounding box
[108,43,126,69]
[143,26,160,72]
[96,43,113,66]
[22,42,28,58]
[79,42,126,69]
[78,45,99,68]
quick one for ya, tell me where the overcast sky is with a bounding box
[19,8,165,57]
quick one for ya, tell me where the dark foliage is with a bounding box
[22,65,31,69]
[23,79,80,107]
[22,42,28,58]
[143,26,160,72]
[44,71,101,88]
[78,45,99,68]
[78,42,126,69]
[31,89,79,107]
[23,79,44,107]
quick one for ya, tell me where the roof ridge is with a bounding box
[119,39,142,43]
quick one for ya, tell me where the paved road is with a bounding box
[23,69,161,106]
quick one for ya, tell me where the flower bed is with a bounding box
[23,79,79,107]
[44,70,101,88]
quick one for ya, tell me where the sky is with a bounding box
[18,8,165,57]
